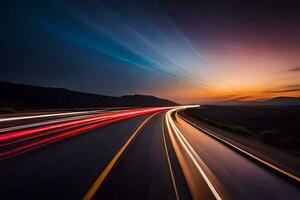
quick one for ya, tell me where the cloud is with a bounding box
[288,66,300,72]
[227,96,251,101]
[285,84,300,88]
[266,88,300,94]
[264,82,300,94]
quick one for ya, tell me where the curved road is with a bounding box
[171,110,299,200]
[0,107,299,199]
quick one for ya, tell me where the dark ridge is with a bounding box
[0,81,178,113]
[208,96,300,106]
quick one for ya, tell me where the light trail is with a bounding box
[0,107,171,142]
[0,114,101,133]
[0,114,139,160]
[0,117,115,148]
[177,113,300,183]
[0,107,171,161]
[165,106,222,200]
[0,110,103,122]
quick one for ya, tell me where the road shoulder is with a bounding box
[179,110,300,179]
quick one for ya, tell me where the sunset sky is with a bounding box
[1,0,299,103]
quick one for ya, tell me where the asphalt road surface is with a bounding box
[172,110,300,200]
[0,107,299,200]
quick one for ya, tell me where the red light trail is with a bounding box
[0,107,171,161]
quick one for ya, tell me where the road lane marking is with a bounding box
[166,108,223,200]
[82,113,157,200]
[162,117,180,200]
[177,112,300,183]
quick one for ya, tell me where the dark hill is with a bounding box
[0,81,178,112]
[209,97,300,106]
[119,95,177,107]
[261,97,300,105]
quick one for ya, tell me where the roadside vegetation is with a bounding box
[188,114,255,136]
[185,105,300,155]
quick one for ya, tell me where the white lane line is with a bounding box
[0,110,103,122]
[177,113,300,183]
[0,115,97,133]
[166,108,222,200]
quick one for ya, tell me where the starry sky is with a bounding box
[1,0,299,103]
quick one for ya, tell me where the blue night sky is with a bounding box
[1,0,299,103]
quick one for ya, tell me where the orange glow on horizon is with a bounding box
[148,43,300,103]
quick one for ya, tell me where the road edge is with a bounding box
[177,111,300,185]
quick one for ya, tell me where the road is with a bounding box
[0,107,299,199]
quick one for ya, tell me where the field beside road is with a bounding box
[183,105,300,176]
[185,105,300,154]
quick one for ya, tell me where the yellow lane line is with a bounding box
[82,113,157,200]
[162,117,180,200]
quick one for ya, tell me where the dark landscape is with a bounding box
[185,105,300,154]
[1,1,299,199]
[0,81,177,113]
[208,97,300,106]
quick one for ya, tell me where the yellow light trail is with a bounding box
[165,106,223,200]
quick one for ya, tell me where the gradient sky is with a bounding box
[1,0,299,103]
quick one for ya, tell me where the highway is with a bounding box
[0,107,299,199]
[167,108,300,200]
